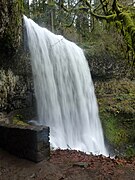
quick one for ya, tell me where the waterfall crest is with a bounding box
[24,15,108,156]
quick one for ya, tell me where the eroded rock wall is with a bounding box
[0,0,35,118]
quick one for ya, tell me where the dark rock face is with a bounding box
[0,123,50,162]
[0,49,35,114]
[86,50,130,80]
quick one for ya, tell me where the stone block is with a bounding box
[0,123,50,162]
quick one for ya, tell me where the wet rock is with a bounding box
[0,112,9,124]
[73,162,89,168]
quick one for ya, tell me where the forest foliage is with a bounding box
[24,0,135,66]
[95,78,135,157]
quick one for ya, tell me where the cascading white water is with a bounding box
[24,15,108,156]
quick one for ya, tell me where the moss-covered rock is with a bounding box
[0,0,23,62]
[12,114,29,126]
[95,79,135,157]
[0,67,35,113]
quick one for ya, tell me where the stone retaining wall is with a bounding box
[0,123,50,162]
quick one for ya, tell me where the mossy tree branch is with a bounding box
[58,0,135,65]
[83,0,135,65]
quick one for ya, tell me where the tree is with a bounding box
[0,0,23,60]
[56,0,135,65]
[83,0,135,65]
[25,0,135,66]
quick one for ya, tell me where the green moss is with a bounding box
[13,119,29,126]
[0,0,23,56]
[125,146,135,158]
[100,112,128,147]
[96,79,135,156]
[12,114,29,126]
[90,1,135,64]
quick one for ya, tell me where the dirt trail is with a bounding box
[0,149,135,180]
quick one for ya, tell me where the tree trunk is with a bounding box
[0,0,23,61]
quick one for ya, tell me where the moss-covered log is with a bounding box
[0,0,23,59]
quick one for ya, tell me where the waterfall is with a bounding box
[23,15,108,156]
